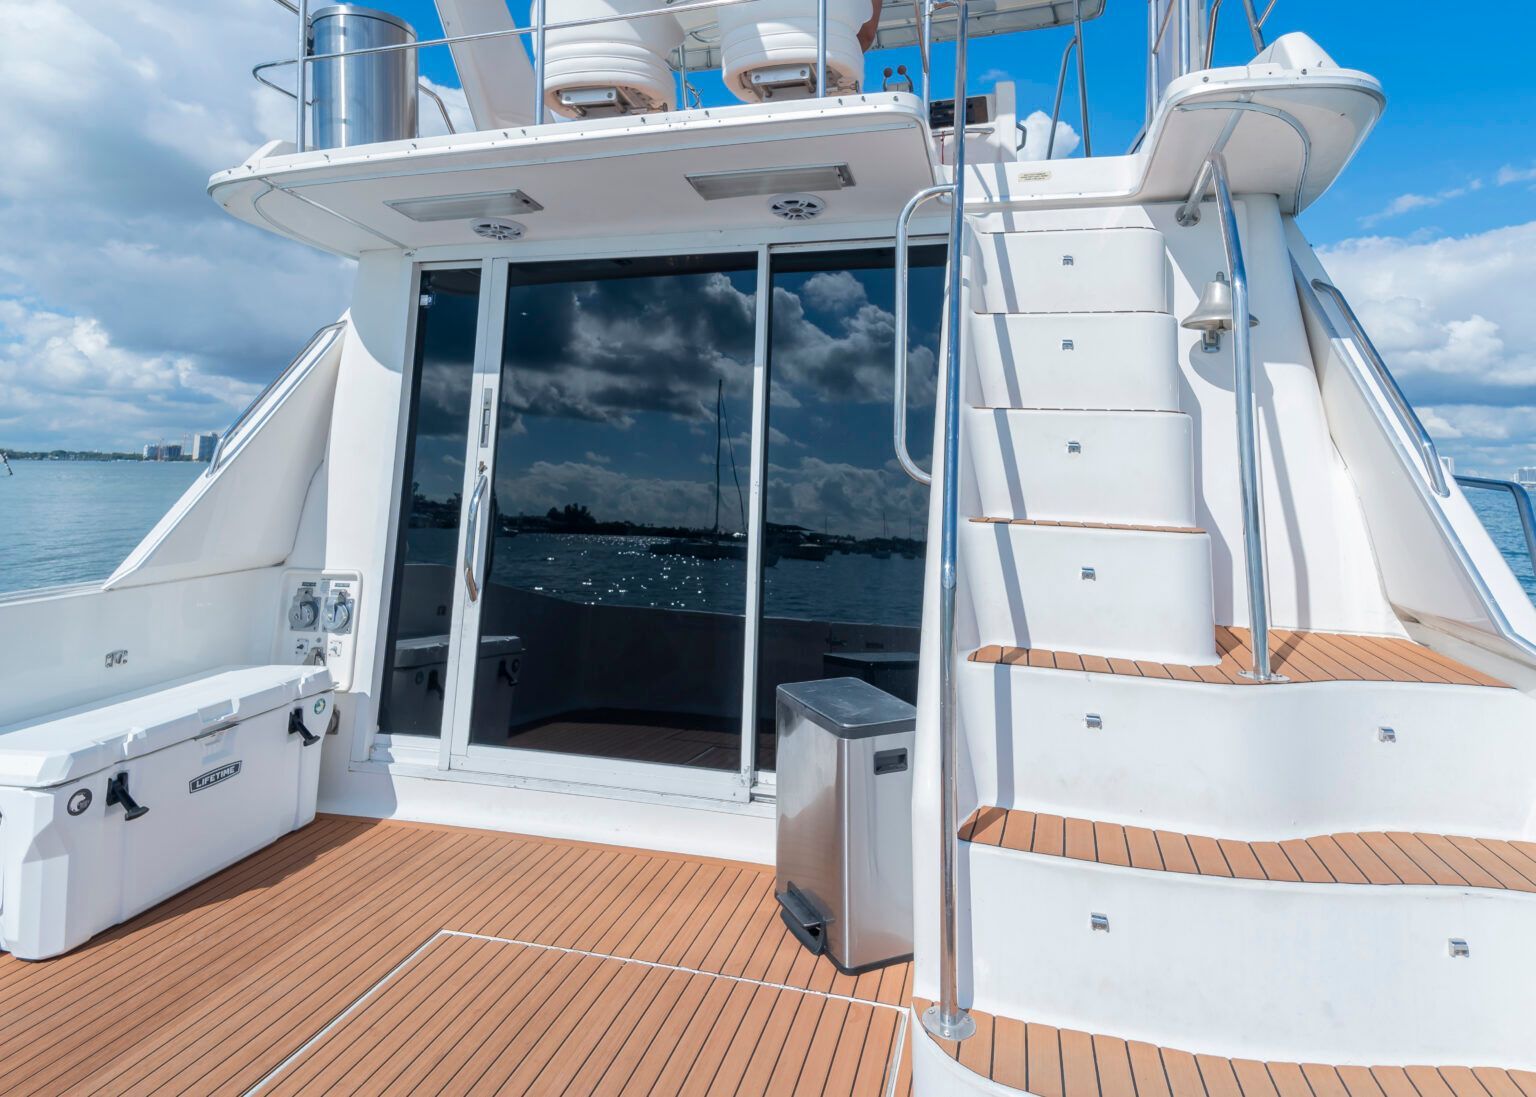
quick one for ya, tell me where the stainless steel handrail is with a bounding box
[1204,0,1272,68]
[1311,278,1450,497]
[418,82,457,134]
[463,469,489,601]
[1180,150,1278,682]
[920,0,976,1046]
[1456,476,1536,567]
[894,184,955,486]
[1046,0,1091,158]
[207,321,346,476]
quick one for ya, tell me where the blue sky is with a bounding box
[1,0,1533,474]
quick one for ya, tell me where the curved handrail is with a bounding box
[208,321,346,476]
[463,470,489,601]
[893,183,954,486]
[1310,278,1449,497]
[1455,476,1536,566]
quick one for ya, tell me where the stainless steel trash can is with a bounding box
[310,5,419,149]
[775,677,915,974]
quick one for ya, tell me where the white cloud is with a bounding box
[1318,220,1536,476]
[0,0,354,450]
[1017,110,1079,160]
[1496,163,1536,186]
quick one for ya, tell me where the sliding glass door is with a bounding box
[375,244,944,798]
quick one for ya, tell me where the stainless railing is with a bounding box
[1309,278,1450,498]
[1456,476,1536,567]
[258,0,820,147]
[888,0,975,1045]
[893,184,955,485]
[1047,0,1092,158]
[1179,145,1279,682]
[208,321,346,476]
[1203,0,1275,67]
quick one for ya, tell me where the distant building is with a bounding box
[142,443,161,460]
[1517,468,1536,487]
[161,443,183,460]
[193,432,219,462]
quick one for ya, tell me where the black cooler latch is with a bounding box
[105,773,149,821]
[288,707,320,747]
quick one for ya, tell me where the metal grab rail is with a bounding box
[463,469,489,601]
[1047,0,1092,158]
[208,321,346,476]
[919,0,976,1046]
[893,184,955,486]
[1203,0,1274,68]
[1180,151,1278,682]
[1310,278,1450,498]
[1456,477,1536,567]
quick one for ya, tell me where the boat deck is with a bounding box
[0,815,912,1096]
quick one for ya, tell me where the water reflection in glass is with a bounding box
[468,255,758,770]
[755,246,947,754]
[377,268,481,738]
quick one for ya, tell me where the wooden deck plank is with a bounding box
[969,629,1507,688]
[962,807,1536,898]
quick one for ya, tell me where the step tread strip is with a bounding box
[959,807,1536,894]
[970,627,1508,688]
[970,517,1206,535]
[915,1000,1536,1097]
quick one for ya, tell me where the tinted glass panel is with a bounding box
[377,268,482,738]
[754,246,946,759]
[467,254,758,770]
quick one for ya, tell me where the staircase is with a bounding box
[907,198,1536,1092]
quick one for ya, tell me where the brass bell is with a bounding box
[1182,272,1259,353]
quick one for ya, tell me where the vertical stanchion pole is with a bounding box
[295,0,310,151]
[921,0,975,1047]
[816,0,828,95]
[1072,0,1091,156]
[533,0,547,124]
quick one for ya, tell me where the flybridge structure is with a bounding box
[3,0,1536,1092]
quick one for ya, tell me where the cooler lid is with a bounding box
[0,664,335,789]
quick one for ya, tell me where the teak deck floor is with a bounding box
[961,807,1536,891]
[918,1002,1535,1097]
[971,627,1506,687]
[0,815,911,1096]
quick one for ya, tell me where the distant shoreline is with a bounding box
[0,450,203,463]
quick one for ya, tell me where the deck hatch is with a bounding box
[385,189,544,222]
[686,163,854,201]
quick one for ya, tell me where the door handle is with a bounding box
[463,470,488,602]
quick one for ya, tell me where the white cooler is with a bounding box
[0,664,334,960]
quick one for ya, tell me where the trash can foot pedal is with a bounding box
[777,885,827,956]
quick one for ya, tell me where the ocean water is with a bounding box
[2,460,1534,612]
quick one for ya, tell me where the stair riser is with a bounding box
[970,228,1169,314]
[960,523,1217,665]
[964,408,1197,527]
[960,661,1536,839]
[967,313,1181,412]
[964,848,1536,1068]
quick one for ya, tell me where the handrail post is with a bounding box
[294,0,310,151]
[921,0,976,1046]
[1072,0,1091,156]
[533,0,547,123]
[1208,153,1279,682]
[894,184,954,486]
[1455,477,1536,567]
[816,0,828,95]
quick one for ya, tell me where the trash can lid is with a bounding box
[776,677,916,739]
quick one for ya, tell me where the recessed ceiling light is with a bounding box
[688,164,854,201]
[388,190,543,222]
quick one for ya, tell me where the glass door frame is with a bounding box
[388,236,944,805]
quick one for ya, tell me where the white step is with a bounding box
[960,521,1217,665]
[961,831,1536,1069]
[964,407,1197,527]
[958,659,1536,840]
[970,227,1168,314]
[966,312,1181,412]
